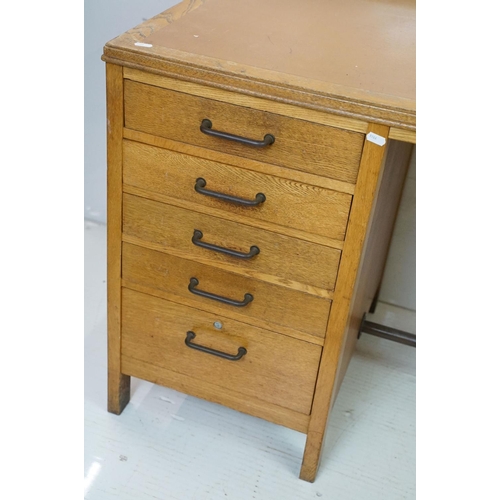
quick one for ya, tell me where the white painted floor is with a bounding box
[85,220,416,499]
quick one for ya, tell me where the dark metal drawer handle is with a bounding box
[200,119,275,148]
[195,178,266,206]
[192,230,260,259]
[188,277,254,307]
[185,331,247,361]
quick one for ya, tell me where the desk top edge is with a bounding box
[102,0,416,132]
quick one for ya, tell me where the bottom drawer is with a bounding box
[121,288,322,415]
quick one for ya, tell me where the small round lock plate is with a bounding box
[213,321,223,330]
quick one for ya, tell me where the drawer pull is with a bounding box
[200,119,275,148]
[195,178,266,206]
[188,277,254,307]
[192,230,260,259]
[185,331,247,361]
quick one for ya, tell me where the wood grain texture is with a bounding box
[105,63,130,414]
[300,123,390,482]
[124,67,369,134]
[124,184,345,250]
[123,234,335,300]
[123,140,352,240]
[389,127,416,144]
[122,354,310,434]
[102,0,416,131]
[333,141,414,398]
[122,194,341,293]
[124,80,364,183]
[122,242,331,341]
[122,279,325,347]
[106,49,415,132]
[121,288,322,415]
[123,128,356,194]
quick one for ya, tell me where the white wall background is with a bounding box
[85,0,177,221]
[84,0,416,312]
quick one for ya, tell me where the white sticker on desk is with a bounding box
[134,42,153,48]
[366,132,386,146]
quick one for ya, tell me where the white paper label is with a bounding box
[134,42,153,48]
[366,132,386,146]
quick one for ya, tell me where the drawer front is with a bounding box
[122,242,331,338]
[121,288,322,415]
[123,140,352,240]
[123,193,341,292]
[124,80,364,183]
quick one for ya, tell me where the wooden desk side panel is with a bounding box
[300,124,390,482]
[106,63,131,414]
[332,140,414,401]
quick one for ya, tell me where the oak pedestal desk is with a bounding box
[102,0,415,482]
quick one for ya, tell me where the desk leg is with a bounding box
[300,124,391,481]
[106,63,130,414]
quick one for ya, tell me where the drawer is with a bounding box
[123,193,341,293]
[121,288,322,415]
[123,80,364,183]
[122,242,331,339]
[123,140,352,240]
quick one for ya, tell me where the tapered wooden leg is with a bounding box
[299,125,392,482]
[300,431,324,482]
[300,131,413,481]
[106,62,129,414]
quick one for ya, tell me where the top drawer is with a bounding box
[124,80,364,183]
